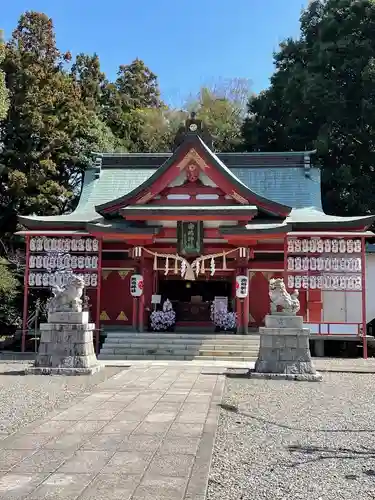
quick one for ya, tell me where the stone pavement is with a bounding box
[0,365,224,499]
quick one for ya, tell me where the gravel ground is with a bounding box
[207,373,375,500]
[0,362,123,435]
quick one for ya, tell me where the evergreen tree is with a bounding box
[0,11,115,231]
[242,0,375,216]
[0,29,9,121]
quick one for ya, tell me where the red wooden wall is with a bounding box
[248,271,307,326]
[99,270,133,326]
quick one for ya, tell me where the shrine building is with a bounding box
[17,116,375,356]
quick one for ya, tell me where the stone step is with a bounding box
[98,354,192,361]
[195,355,256,361]
[104,333,260,340]
[102,340,260,348]
[198,350,258,357]
[100,347,198,356]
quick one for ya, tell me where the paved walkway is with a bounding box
[0,366,224,499]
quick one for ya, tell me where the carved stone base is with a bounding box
[47,311,89,324]
[253,314,322,382]
[25,322,101,376]
[25,366,101,376]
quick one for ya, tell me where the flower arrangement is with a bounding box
[150,299,176,331]
[210,302,237,331]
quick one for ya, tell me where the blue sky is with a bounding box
[3,0,308,107]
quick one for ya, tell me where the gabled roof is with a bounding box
[95,135,293,217]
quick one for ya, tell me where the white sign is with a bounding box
[151,294,161,304]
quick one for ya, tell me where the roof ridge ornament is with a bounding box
[172,112,214,151]
[94,156,102,179]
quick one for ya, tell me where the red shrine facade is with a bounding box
[17,117,375,354]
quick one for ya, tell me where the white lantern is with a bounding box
[57,239,64,251]
[316,276,323,289]
[77,239,85,251]
[302,239,309,252]
[339,258,346,271]
[316,239,324,253]
[51,238,58,251]
[355,277,362,290]
[324,257,331,271]
[71,239,78,251]
[287,275,295,288]
[302,276,309,289]
[353,258,361,271]
[91,273,98,287]
[236,275,249,298]
[28,273,35,286]
[30,238,36,252]
[331,276,339,289]
[295,257,302,271]
[130,274,144,297]
[78,256,85,269]
[42,256,49,269]
[287,239,295,253]
[84,274,91,286]
[302,257,309,271]
[43,238,51,251]
[354,240,362,253]
[331,240,339,253]
[36,256,43,269]
[309,239,317,252]
[85,239,92,252]
[294,276,302,288]
[346,239,354,253]
[35,274,42,286]
[310,257,317,270]
[63,239,71,252]
[36,238,43,251]
[71,256,78,269]
[317,257,324,271]
[29,256,36,268]
[92,239,99,252]
[294,240,302,253]
[339,240,346,253]
[339,276,346,289]
[324,239,331,253]
[331,258,339,271]
[91,256,98,269]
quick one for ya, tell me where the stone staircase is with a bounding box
[98,330,260,362]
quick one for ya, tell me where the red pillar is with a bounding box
[21,235,30,352]
[361,236,367,359]
[243,268,250,334]
[95,238,103,355]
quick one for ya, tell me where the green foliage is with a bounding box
[242,0,375,216]
[0,30,9,121]
[0,258,21,329]
[0,11,116,225]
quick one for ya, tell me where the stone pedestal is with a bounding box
[25,315,101,376]
[251,314,322,382]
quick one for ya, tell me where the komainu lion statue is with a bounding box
[48,275,85,313]
[269,278,300,315]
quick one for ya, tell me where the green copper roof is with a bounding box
[17,141,375,231]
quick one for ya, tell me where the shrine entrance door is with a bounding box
[158,277,232,323]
